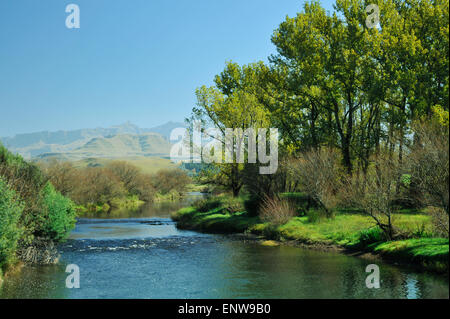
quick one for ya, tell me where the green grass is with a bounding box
[372,238,449,271]
[171,195,449,273]
[249,213,433,245]
[172,207,259,233]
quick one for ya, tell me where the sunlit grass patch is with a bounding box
[372,238,449,272]
[171,196,448,272]
[374,238,449,260]
[172,205,258,233]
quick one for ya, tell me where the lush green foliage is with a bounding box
[357,227,387,246]
[173,206,259,233]
[1,143,48,245]
[373,238,449,272]
[40,183,77,242]
[0,178,24,272]
[188,0,449,241]
[0,144,77,273]
[41,160,191,213]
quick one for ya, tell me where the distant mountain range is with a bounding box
[0,121,185,159]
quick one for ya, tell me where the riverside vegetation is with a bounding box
[0,145,76,283]
[1,0,448,286]
[39,160,191,214]
[173,0,449,274]
[0,144,191,283]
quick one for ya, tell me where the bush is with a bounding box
[342,151,401,240]
[243,196,261,217]
[152,169,191,195]
[0,178,24,272]
[133,173,156,202]
[40,160,78,197]
[105,161,141,194]
[71,167,126,206]
[192,197,223,212]
[260,195,295,225]
[295,148,343,216]
[40,183,77,242]
[306,209,331,223]
[1,144,48,246]
[408,121,449,215]
[222,197,245,214]
[427,207,449,238]
[358,227,387,246]
[281,193,311,216]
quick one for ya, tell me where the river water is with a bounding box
[0,197,448,299]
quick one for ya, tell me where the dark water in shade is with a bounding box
[1,197,448,299]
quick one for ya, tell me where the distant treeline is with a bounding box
[40,160,191,212]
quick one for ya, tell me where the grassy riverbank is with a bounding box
[1,145,77,280]
[172,195,449,273]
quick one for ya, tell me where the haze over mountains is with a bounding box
[0,121,185,160]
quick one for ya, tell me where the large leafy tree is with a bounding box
[271,0,372,173]
[190,0,448,199]
[192,62,271,197]
[268,0,448,173]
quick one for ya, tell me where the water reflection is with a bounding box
[404,274,420,299]
[81,194,202,219]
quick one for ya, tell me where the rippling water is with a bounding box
[1,198,448,299]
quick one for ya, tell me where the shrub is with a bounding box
[43,160,159,205]
[71,167,126,206]
[358,227,387,246]
[133,173,156,202]
[242,162,288,200]
[0,178,24,272]
[105,161,141,194]
[0,144,47,245]
[408,121,449,215]
[222,197,245,214]
[152,169,191,195]
[259,195,295,225]
[427,207,449,238]
[192,197,223,212]
[40,183,77,242]
[40,160,78,197]
[306,209,330,223]
[243,196,261,217]
[281,193,311,216]
[342,151,402,240]
[295,148,343,217]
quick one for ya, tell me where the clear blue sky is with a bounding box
[0,0,334,137]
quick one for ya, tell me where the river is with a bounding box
[0,196,448,299]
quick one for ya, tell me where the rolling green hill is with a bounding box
[73,156,180,174]
[71,132,171,157]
